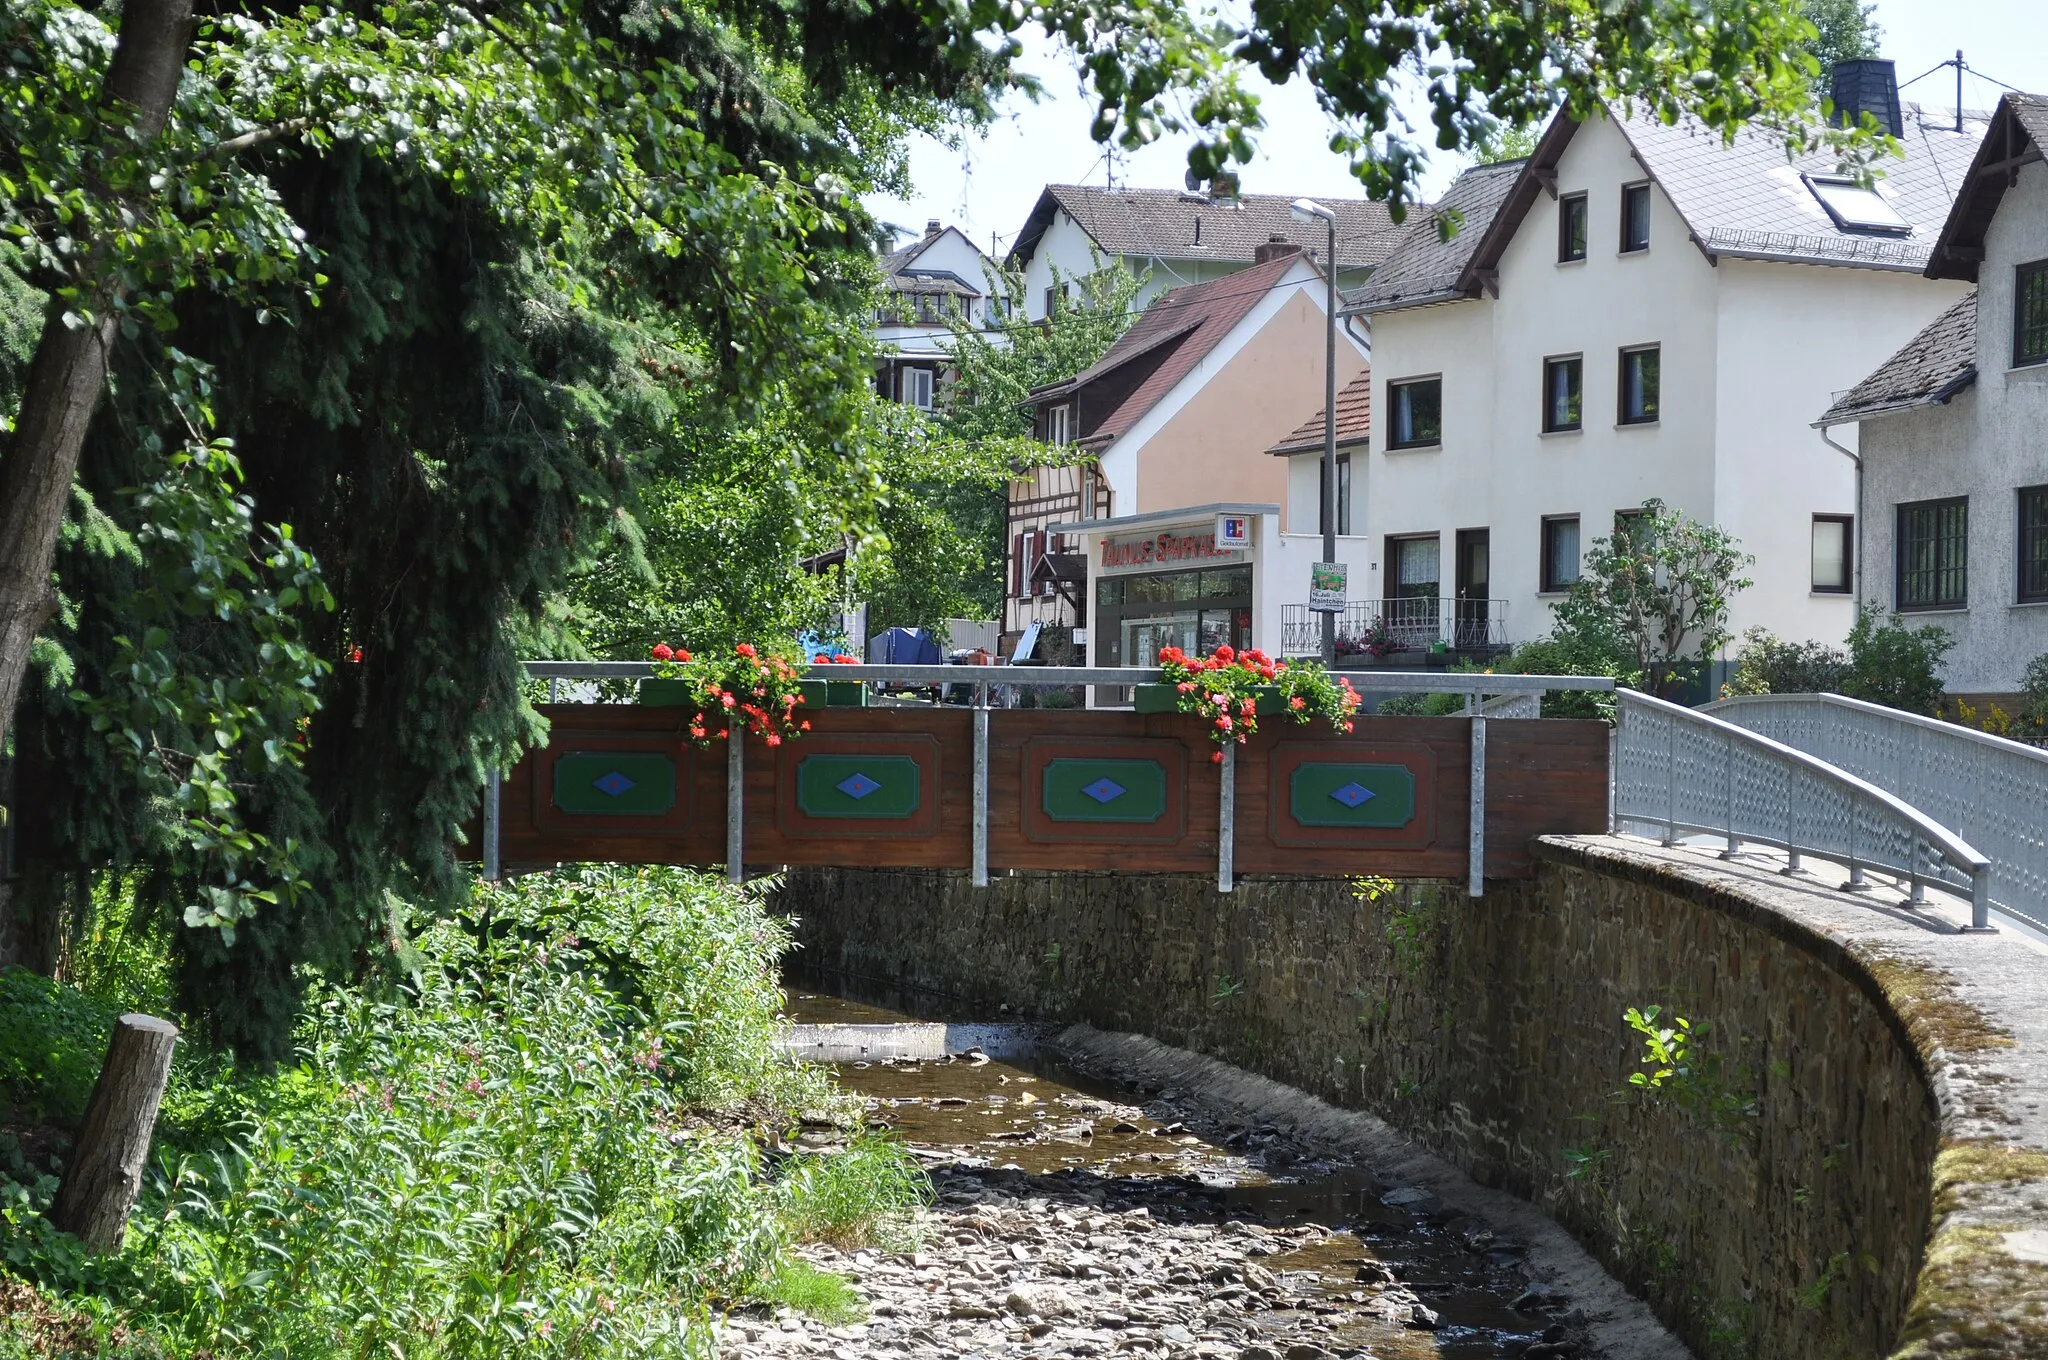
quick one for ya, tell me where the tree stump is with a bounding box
[49,1013,179,1252]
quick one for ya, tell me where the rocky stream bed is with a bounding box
[719,991,1605,1360]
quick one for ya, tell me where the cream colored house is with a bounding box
[1349,63,1984,688]
[1004,244,1370,665]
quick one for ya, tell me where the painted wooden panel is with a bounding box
[481,704,1609,880]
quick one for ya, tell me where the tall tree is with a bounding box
[1801,0,1882,78]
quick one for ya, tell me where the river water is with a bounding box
[717,978,1591,1360]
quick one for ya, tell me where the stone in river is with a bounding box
[1005,1284,1078,1318]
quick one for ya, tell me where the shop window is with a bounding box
[1541,516,1581,592]
[1811,515,1852,594]
[1896,497,1967,611]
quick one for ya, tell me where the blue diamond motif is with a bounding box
[1081,778,1127,805]
[837,773,882,800]
[592,771,636,798]
[1329,781,1376,809]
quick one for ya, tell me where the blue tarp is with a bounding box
[868,626,942,666]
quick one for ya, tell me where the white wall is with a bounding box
[877,228,1001,360]
[1714,259,1969,644]
[1361,112,1971,661]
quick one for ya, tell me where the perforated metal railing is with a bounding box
[1706,692,2047,934]
[1615,690,1994,930]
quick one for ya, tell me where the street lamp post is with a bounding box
[1291,198,1339,666]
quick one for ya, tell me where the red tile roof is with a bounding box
[1044,250,1310,450]
[1267,367,1371,454]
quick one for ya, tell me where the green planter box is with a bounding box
[1134,683,1288,716]
[638,677,697,707]
[799,679,869,708]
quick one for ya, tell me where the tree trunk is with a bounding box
[0,0,194,747]
[49,1013,180,1251]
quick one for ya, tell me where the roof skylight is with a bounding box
[1804,174,1911,235]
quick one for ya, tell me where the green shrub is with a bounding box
[2014,654,2048,736]
[0,867,922,1359]
[1842,606,1953,716]
[0,970,116,1128]
[1494,636,1630,720]
[1724,627,1848,696]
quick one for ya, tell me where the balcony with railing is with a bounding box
[1281,597,1509,660]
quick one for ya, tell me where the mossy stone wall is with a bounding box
[783,840,1952,1358]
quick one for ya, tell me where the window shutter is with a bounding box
[1011,532,1027,600]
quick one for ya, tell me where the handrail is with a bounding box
[1706,692,2047,934]
[521,661,1615,695]
[1615,690,1993,931]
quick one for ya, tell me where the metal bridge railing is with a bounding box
[1706,692,2047,935]
[1615,690,1993,931]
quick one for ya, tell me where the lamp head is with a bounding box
[1290,197,1335,224]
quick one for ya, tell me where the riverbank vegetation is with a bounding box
[0,866,923,1357]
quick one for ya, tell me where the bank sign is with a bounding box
[1098,528,1247,573]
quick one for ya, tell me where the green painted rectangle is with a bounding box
[795,754,922,819]
[553,751,677,816]
[1290,763,1416,829]
[1042,758,1169,824]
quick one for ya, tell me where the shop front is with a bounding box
[1051,503,1302,701]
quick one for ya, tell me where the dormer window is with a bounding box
[1804,174,1910,235]
[1044,403,1072,445]
[2016,260,2048,368]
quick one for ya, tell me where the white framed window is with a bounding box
[903,367,934,410]
[1045,403,1072,445]
[1811,515,1852,593]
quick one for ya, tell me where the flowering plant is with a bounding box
[648,641,811,746]
[1156,644,1362,758]
[812,652,859,664]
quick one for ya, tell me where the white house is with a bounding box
[874,220,1001,409]
[1817,91,2048,701]
[1005,183,1404,321]
[1348,61,1985,692]
[1000,244,1371,673]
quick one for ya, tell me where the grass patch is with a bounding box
[776,1133,931,1250]
[756,1261,865,1325]
[1931,1140,2048,1218]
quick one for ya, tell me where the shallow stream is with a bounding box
[735,978,1590,1359]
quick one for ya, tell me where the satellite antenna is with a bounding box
[1185,166,1203,192]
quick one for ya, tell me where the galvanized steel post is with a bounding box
[972,684,989,888]
[726,733,743,885]
[1218,742,1235,894]
[1468,705,1486,897]
[482,771,501,882]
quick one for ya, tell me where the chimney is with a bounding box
[1254,234,1301,265]
[1830,59,1903,137]
[923,218,943,240]
[1207,171,1241,202]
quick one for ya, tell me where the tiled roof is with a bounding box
[1027,250,1312,450]
[1008,186,1406,273]
[2013,91,2048,147]
[1267,368,1372,454]
[1619,103,1985,271]
[1818,291,1978,423]
[1343,160,1525,314]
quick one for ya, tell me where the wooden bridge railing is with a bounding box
[480,665,1617,896]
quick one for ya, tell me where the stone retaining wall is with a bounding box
[781,836,2048,1359]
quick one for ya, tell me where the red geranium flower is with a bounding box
[652,643,674,661]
